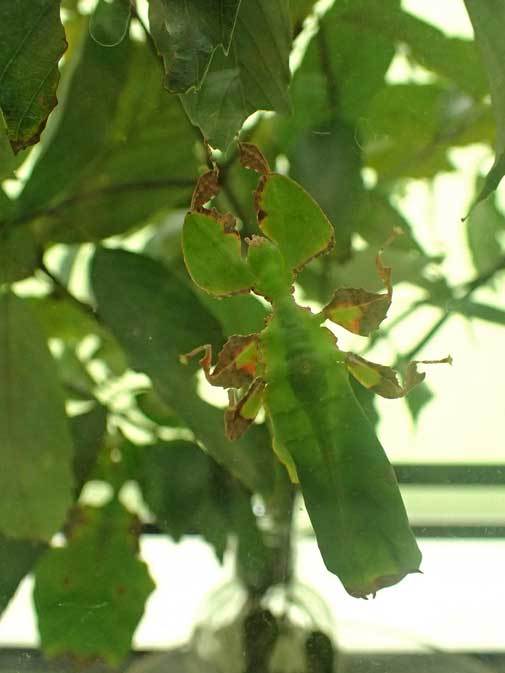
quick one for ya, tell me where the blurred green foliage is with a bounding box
[0,0,505,665]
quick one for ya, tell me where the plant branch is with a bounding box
[402,254,505,361]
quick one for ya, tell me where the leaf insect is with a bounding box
[181,143,450,598]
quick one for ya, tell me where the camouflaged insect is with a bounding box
[181,143,450,598]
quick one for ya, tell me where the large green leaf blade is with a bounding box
[18,32,197,242]
[91,248,274,496]
[0,0,67,152]
[149,0,242,92]
[181,0,291,148]
[33,502,154,665]
[0,537,45,617]
[465,0,505,205]
[0,292,74,540]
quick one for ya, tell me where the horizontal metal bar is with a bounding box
[394,464,505,486]
[412,524,505,538]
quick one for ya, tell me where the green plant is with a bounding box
[1,0,505,666]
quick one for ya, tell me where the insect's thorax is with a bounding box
[261,296,342,400]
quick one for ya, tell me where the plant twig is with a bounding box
[39,259,98,321]
[402,254,505,361]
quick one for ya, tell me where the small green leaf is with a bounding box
[362,84,455,179]
[0,225,38,284]
[181,0,291,148]
[464,0,505,206]
[148,0,241,93]
[70,405,107,494]
[467,184,505,274]
[0,537,45,617]
[33,502,154,665]
[405,381,434,424]
[255,174,334,272]
[89,0,131,47]
[0,292,74,540]
[0,115,18,179]
[361,6,487,97]
[0,0,67,151]
[183,210,255,296]
[54,345,96,399]
[139,440,229,558]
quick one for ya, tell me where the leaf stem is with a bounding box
[402,254,505,360]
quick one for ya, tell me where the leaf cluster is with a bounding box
[0,0,505,664]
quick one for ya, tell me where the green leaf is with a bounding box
[89,0,131,47]
[183,210,255,296]
[0,225,38,284]
[70,405,107,493]
[139,440,229,559]
[91,248,275,496]
[255,173,334,272]
[405,381,434,424]
[288,122,363,262]
[362,84,454,179]
[33,501,154,665]
[0,537,45,617]
[0,292,74,540]
[0,0,67,152]
[466,186,505,274]
[148,0,241,93]
[0,115,18,180]
[181,0,291,149]
[356,6,487,98]
[464,0,505,205]
[277,0,398,142]
[452,300,505,326]
[19,32,197,242]
[27,295,102,344]
[136,390,182,428]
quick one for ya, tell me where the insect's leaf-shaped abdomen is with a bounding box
[261,298,421,597]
